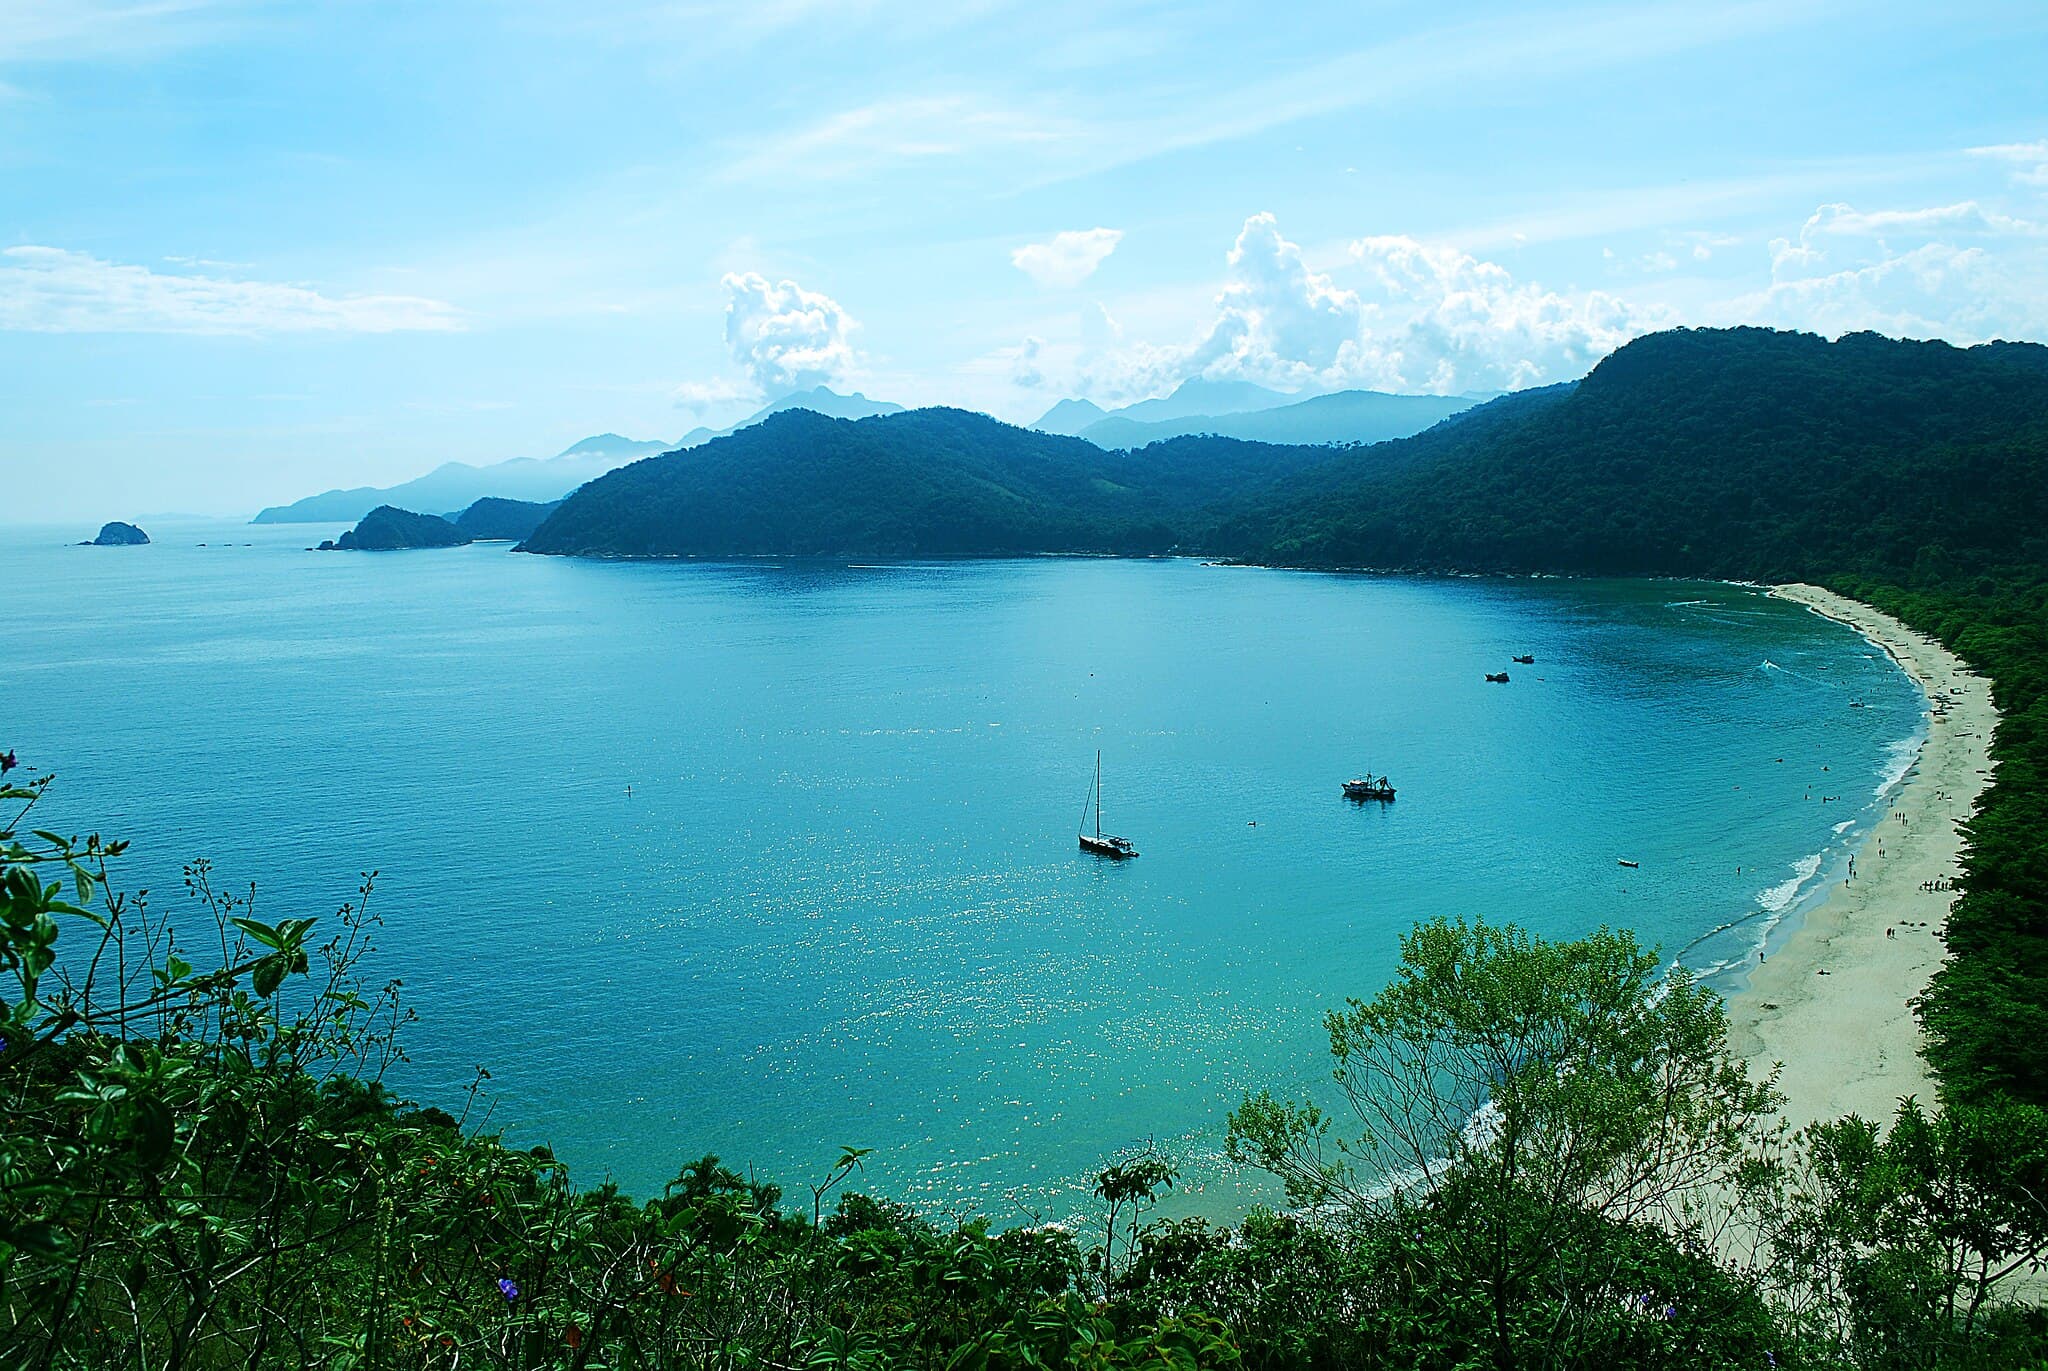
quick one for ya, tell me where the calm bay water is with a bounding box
[5,521,1921,1219]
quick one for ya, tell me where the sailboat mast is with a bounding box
[1095,750,1103,838]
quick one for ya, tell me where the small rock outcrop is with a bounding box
[83,521,150,546]
[331,506,472,551]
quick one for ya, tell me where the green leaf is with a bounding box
[230,916,283,950]
[253,954,288,997]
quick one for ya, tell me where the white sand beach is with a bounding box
[1724,584,2000,1129]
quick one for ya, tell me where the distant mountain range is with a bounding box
[1031,377,1482,447]
[253,434,671,525]
[1075,389,1478,448]
[252,388,905,525]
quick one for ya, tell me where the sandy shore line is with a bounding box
[1722,584,1998,1130]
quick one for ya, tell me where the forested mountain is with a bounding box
[519,407,1346,558]
[1215,328,2048,581]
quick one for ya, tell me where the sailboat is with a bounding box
[1078,751,1138,859]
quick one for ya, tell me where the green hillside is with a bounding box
[1217,328,2048,579]
[520,406,1344,558]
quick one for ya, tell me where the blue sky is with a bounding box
[3,0,2045,520]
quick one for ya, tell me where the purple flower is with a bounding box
[498,1278,519,1302]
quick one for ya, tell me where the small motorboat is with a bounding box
[1485,671,1511,683]
[1513,654,1535,664]
[1618,859,1640,869]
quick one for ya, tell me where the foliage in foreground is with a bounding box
[7,757,2048,1369]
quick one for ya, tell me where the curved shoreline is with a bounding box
[1725,584,1999,1128]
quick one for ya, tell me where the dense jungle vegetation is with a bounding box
[10,325,2048,1367]
[517,407,1343,558]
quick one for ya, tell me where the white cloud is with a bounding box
[671,375,757,412]
[0,246,463,333]
[1078,213,1655,400]
[1738,241,2034,342]
[1968,140,2048,188]
[1344,232,1653,392]
[720,270,858,393]
[1675,230,1743,261]
[1194,212,1366,385]
[1791,201,2043,241]
[1008,335,1048,388]
[1011,228,1123,289]
[1736,198,2048,343]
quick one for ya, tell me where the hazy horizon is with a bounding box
[5,0,2045,521]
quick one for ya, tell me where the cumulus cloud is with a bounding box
[1184,212,1367,385]
[1789,201,2043,242]
[0,246,462,334]
[1078,213,1654,400]
[1345,232,1651,392]
[1735,198,2048,343]
[720,270,858,393]
[1011,228,1123,288]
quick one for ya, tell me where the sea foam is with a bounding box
[1758,853,1825,914]
[1876,734,1921,800]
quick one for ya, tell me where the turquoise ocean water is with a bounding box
[3,522,1922,1220]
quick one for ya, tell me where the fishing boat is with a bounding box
[1513,654,1535,664]
[1485,671,1511,683]
[1342,774,1397,802]
[1078,751,1138,859]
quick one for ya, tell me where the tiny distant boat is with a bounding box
[1485,672,1511,683]
[1618,859,1640,869]
[1343,774,1397,802]
[1078,751,1138,859]
[1513,654,1535,664]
